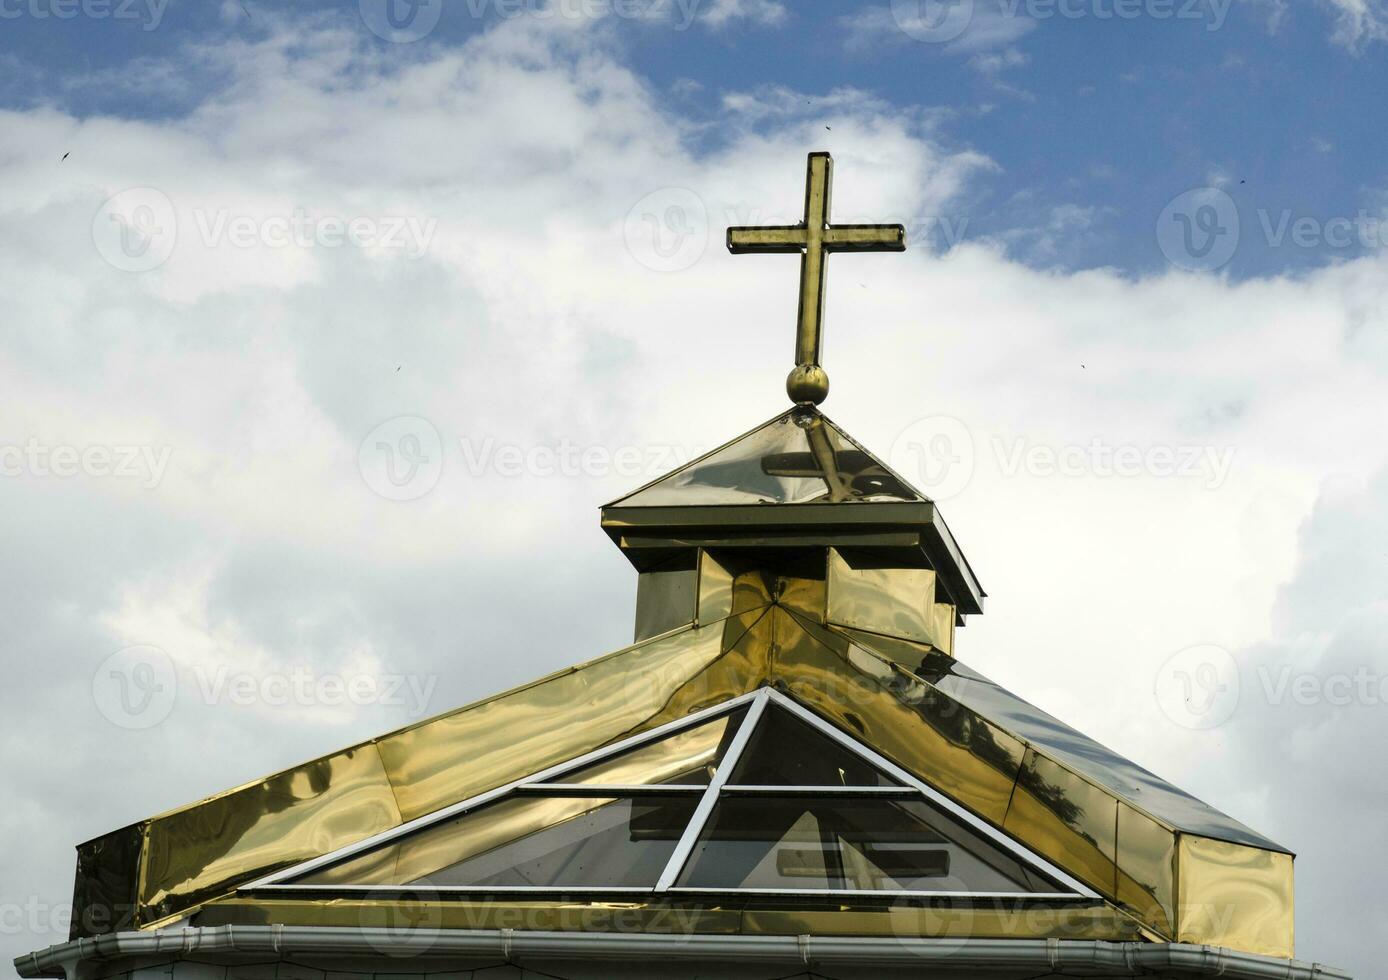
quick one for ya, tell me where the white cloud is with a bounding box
[0,11,1384,977]
[1319,0,1388,46]
[700,0,788,28]
[843,3,1037,55]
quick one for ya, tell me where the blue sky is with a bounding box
[4,0,1385,277]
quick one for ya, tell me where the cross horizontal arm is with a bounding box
[823,224,908,251]
[727,225,809,253]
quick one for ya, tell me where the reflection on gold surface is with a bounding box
[70,823,145,938]
[77,555,1294,960]
[828,625,937,674]
[826,548,941,646]
[746,902,1139,941]
[773,607,1023,826]
[564,713,734,786]
[931,602,955,656]
[127,620,744,927]
[1178,834,1294,958]
[377,622,732,823]
[196,895,742,935]
[634,560,698,641]
[305,795,614,886]
[195,895,1138,942]
[776,571,827,623]
[1116,802,1176,937]
[140,744,401,924]
[696,550,736,624]
[1004,749,1118,898]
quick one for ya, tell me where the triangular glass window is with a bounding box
[677,796,1060,893]
[256,691,1093,900]
[560,708,745,786]
[299,793,699,888]
[727,704,904,787]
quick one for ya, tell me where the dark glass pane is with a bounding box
[728,705,902,786]
[298,794,699,888]
[559,708,746,786]
[678,797,1062,893]
[609,411,921,507]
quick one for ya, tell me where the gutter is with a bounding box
[14,927,1352,980]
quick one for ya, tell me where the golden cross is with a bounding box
[727,151,906,406]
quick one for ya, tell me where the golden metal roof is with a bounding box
[68,543,1293,958]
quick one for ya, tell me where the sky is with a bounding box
[1,0,1386,976]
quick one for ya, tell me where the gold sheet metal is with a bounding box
[195,896,743,935]
[70,823,145,938]
[194,895,1139,942]
[1116,802,1177,938]
[1003,749,1118,899]
[566,713,734,786]
[826,548,941,646]
[305,795,620,887]
[140,743,402,925]
[376,620,741,823]
[931,601,956,656]
[77,559,1292,959]
[771,607,1024,826]
[742,902,1140,941]
[125,617,762,928]
[695,549,736,624]
[634,559,698,641]
[1177,834,1294,958]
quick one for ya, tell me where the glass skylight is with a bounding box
[254,690,1092,900]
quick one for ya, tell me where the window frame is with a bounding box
[244,688,1099,901]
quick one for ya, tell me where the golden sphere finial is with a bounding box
[786,364,830,406]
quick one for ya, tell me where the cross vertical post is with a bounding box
[727,151,906,406]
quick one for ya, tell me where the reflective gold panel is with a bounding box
[195,896,1139,943]
[1115,801,1177,937]
[140,743,401,925]
[1004,749,1118,899]
[1178,834,1294,958]
[69,823,145,939]
[71,555,1295,961]
[376,621,736,822]
[772,607,1024,826]
[563,711,738,786]
[931,601,956,656]
[744,902,1140,942]
[634,558,698,641]
[695,549,736,624]
[826,547,940,646]
[196,896,743,936]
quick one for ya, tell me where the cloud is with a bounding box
[1209,470,1388,972]
[0,10,1384,978]
[1318,0,1388,47]
[843,2,1037,55]
[700,0,788,28]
